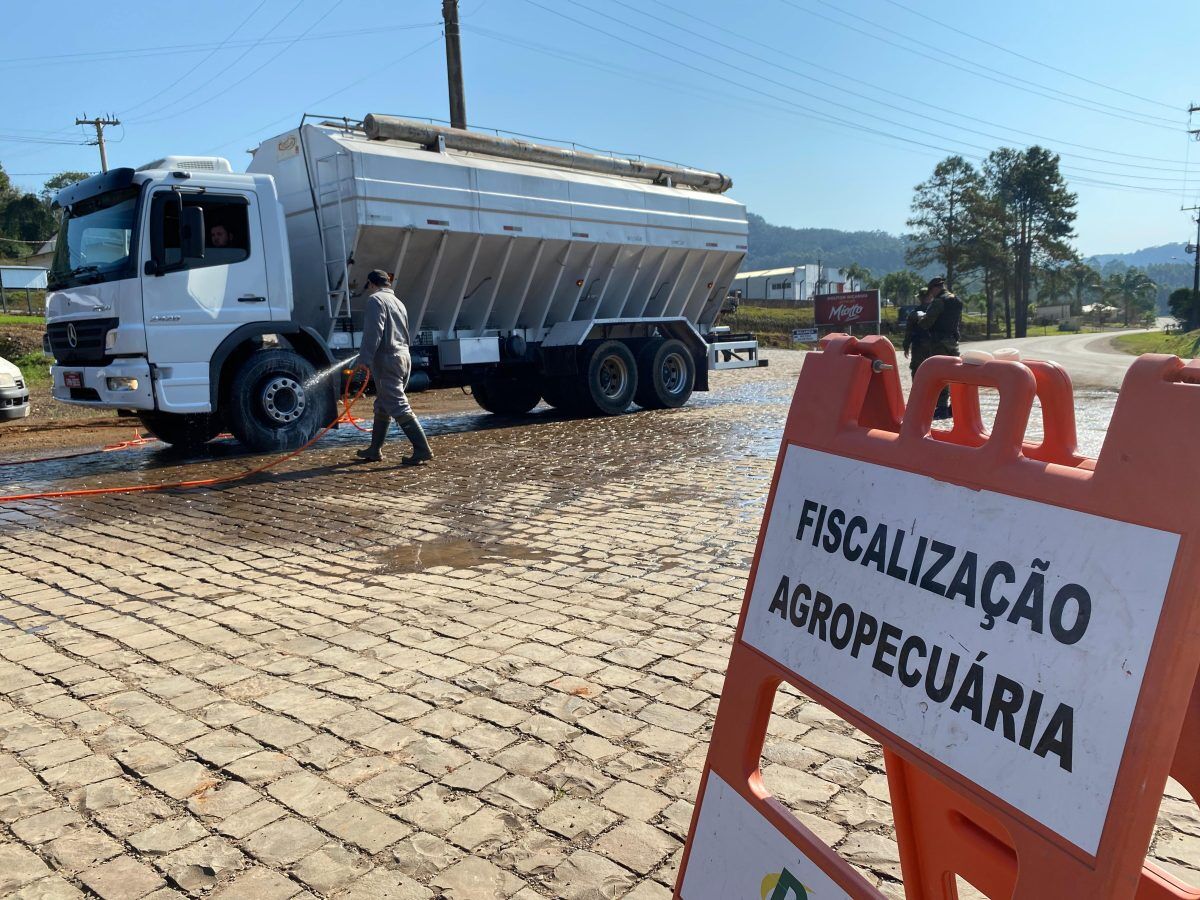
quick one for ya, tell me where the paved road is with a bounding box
[968,328,1144,390]
[0,351,1195,900]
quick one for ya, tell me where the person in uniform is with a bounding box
[901,288,931,378]
[354,269,433,465]
[916,276,963,420]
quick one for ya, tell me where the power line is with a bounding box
[517,0,1187,197]
[482,23,1181,199]
[877,0,1178,112]
[641,0,1197,171]
[778,0,1183,131]
[119,0,272,117]
[562,0,1196,188]
[198,35,443,155]
[0,22,440,70]
[0,134,90,146]
[469,23,990,170]
[813,0,1184,127]
[522,0,980,155]
[0,126,87,137]
[127,0,315,124]
[465,23,785,132]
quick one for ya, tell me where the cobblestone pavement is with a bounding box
[0,349,1196,899]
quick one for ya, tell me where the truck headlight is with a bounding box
[0,373,14,388]
[105,329,118,350]
[106,377,139,392]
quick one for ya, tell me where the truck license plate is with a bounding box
[64,371,83,388]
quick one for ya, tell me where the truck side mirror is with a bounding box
[181,206,205,261]
[148,190,182,275]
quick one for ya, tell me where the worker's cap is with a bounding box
[366,269,391,286]
[927,276,946,289]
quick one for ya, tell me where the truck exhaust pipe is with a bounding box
[362,114,733,194]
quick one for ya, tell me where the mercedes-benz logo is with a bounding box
[67,323,78,348]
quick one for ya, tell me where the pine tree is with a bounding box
[984,147,1076,338]
[905,155,983,288]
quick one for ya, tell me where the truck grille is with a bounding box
[46,317,118,365]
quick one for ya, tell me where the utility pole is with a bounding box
[1187,211,1200,296]
[442,0,467,129]
[1184,105,1200,304]
[76,115,120,173]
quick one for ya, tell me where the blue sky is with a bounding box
[4,0,1197,256]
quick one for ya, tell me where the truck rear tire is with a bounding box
[635,338,695,409]
[226,349,332,453]
[137,411,220,452]
[539,377,578,413]
[470,372,542,415]
[577,340,638,416]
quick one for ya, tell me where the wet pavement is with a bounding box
[0,348,1195,899]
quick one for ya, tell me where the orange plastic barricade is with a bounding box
[674,336,1200,900]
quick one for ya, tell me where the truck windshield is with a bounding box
[47,186,141,290]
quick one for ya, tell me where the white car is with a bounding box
[0,356,31,420]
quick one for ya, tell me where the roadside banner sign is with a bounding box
[675,336,1200,899]
[791,328,819,344]
[814,290,880,327]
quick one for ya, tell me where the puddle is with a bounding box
[378,533,554,573]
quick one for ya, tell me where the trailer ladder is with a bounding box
[313,151,354,334]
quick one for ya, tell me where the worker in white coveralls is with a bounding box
[354,269,433,465]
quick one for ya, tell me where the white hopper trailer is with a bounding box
[43,115,762,452]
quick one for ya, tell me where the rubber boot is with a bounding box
[396,413,433,466]
[933,387,953,421]
[356,410,390,461]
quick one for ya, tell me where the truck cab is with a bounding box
[45,160,334,452]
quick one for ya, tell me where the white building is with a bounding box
[730,265,858,304]
[1033,303,1072,323]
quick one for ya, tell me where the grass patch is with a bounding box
[723,305,1002,348]
[723,305,903,347]
[0,313,43,325]
[1112,329,1200,358]
[12,351,50,386]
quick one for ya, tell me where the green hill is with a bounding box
[744,213,912,275]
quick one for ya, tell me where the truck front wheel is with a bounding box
[226,349,332,452]
[137,411,220,452]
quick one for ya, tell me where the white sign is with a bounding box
[741,445,1179,856]
[680,772,850,900]
[0,266,48,290]
[791,328,818,343]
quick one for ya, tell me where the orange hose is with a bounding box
[0,367,370,504]
[0,429,157,468]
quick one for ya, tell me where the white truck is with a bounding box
[44,115,761,452]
